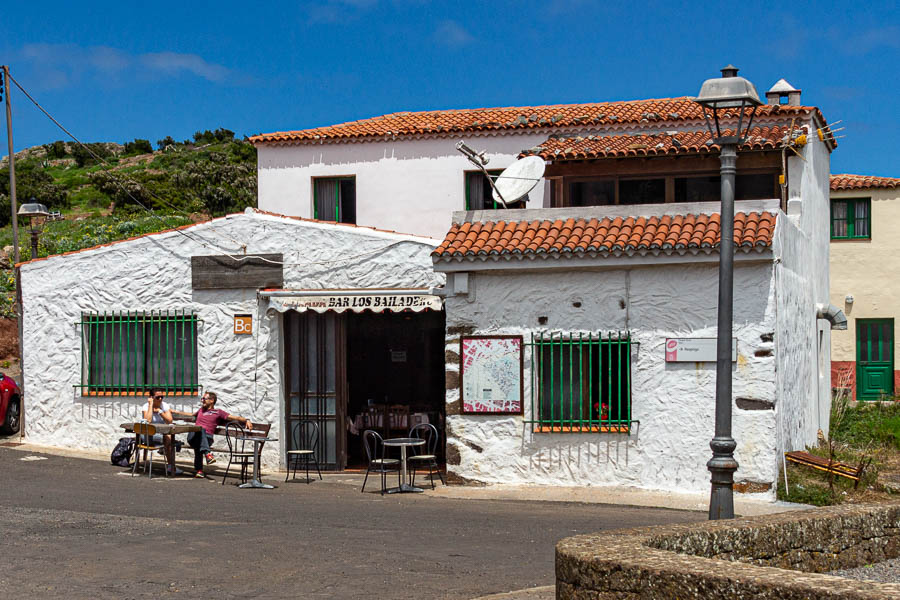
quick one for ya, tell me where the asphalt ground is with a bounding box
[0,447,705,599]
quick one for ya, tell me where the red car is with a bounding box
[0,373,21,435]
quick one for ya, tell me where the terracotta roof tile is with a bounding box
[433,212,776,260]
[251,98,822,145]
[830,174,900,191]
[524,125,802,161]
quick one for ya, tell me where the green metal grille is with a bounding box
[77,310,199,395]
[526,331,633,433]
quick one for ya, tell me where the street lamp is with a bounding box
[693,65,762,520]
[17,199,49,260]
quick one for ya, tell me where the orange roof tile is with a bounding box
[830,174,900,191]
[433,212,775,259]
[251,98,822,145]
[523,126,800,161]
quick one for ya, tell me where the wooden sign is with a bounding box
[234,314,253,335]
[191,254,284,290]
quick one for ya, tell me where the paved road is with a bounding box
[0,447,704,599]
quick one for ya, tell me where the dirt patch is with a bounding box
[0,318,18,361]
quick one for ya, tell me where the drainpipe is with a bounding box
[816,303,847,330]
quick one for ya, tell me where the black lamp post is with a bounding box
[17,199,50,260]
[693,65,762,520]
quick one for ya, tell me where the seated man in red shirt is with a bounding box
[173,391,253,478]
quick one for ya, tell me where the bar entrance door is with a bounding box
[284,311,346,470]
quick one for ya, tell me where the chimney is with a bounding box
[766,78,802,106]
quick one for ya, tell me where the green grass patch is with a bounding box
[832,402,900,450]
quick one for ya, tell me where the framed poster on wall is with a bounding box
[460,335,524,415]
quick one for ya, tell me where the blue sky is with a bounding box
[1,0,897,176]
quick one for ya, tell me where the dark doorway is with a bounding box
[345,310,446,467]
[284,308,445,471]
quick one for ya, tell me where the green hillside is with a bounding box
[0,128,258,317]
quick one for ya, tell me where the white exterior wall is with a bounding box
[257,134,550,239]
[779,131,832,445]
[443,259,779,495]
[19,210,442,469]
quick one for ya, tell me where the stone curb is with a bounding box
[557,501,900,599]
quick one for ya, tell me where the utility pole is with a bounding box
[2,65,24,441]
[3,65,18,265]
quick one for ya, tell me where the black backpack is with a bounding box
[110,437,135,467]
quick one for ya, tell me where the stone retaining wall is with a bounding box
[556,501,900,599]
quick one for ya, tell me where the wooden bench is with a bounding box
[785,450,869,488]
[208,423,272,455]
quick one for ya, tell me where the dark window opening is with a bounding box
[465,170,524,209]
[674,174,776,203]
[314,177,356,224]
[618,178,665,204]
[569,180,615,206]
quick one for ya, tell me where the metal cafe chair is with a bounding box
[221,422,254,486]
[285,420,323,483]
[361,430,400,495]
[131,422,169,479]
[407,422,444,489]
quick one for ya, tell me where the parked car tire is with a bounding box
[1,396,19,435]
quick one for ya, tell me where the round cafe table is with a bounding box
[382,437,426,493]
[237,436,278,489]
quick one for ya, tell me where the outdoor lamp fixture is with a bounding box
[17,199,50,260]
[693,65,762,521]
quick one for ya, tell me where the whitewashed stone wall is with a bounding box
[779,131,832,446]
[19,210,442,469]
[443,259,779,494]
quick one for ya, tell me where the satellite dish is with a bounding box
[491,156,545,207]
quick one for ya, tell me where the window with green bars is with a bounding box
[528,332,632,433]
[831,198,871,240]
[78,311,199,395]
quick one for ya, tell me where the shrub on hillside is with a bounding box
[72,143,112,167]
[0,162,69,226]
[192,128,235,145]
[43,140,68,160]
[123,138,153,156]
[156,136,177,150]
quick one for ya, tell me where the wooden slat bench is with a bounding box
[208,423,272,455]
[784,450,869,488]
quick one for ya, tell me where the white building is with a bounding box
[248,77,839,494]
[19,76,838,496]
[18,209,445,471]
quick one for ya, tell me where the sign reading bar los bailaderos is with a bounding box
[191,254,284,290]
[269,293,443,314]
[665,338,737,362]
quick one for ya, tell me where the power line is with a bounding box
[7,73,435,268]
[6,71,246,254]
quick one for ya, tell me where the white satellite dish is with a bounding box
[491,156,545,207]
[455,140,545,208]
